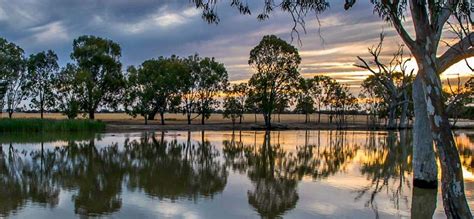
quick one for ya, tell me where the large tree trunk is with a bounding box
[412,76,438,188]
[421,64,471,218]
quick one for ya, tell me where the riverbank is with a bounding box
[3,113,474,132]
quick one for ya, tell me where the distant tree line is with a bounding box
[0,35,471,130]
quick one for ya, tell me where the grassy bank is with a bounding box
[0,118,105,132]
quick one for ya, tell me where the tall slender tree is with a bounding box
[26,50,59,119]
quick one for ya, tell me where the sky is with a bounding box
[0,0,472,89]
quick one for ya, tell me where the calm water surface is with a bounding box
[0,130,473,218]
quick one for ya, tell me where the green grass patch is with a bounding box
[0,118,106,132]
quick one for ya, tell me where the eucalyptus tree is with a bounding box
[223,96,243,126]
[182,55,228,125]
[71,35,125,119]
[195,57,228,125]
[123,66,155,125]
[360,75,389,126]
[191,0,474,216]
[227,83,248,124]
[182,54,201,124]
[295,77,315,123]
[0,38,27,118]
[312,75,332,123]
[248,35,301,129]
[26,50,59,119]
[54,64,80,119]
[244,88,260,123]
[356,35,414,129]
[147,56,188,125]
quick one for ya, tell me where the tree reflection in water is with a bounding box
[0,131,472,218]
[223,130,360,218]
[0,131,227,217]
[123,131,227,201]
[356,131,412,214]
[0,143,59,217]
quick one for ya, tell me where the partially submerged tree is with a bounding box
[71,35,125,119]
[191,0,474,216]
[356,35,414,129]
[26,50,59,119]
[248,35,301,129]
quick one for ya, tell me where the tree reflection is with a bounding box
[356,131,422,217]
[0,143,60,217]
[223,130,359,218]
[0,131,228,217]
[123,131,227,201]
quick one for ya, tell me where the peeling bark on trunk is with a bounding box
[412,76,438,189]
[421,65,472,218]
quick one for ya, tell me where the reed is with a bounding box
[0,118,105,132]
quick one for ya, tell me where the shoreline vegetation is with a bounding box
[2,113,473,132]
[0,118,105,132]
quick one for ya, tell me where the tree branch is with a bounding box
[438,33,474,74]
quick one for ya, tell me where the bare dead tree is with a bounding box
[355,34,414,129]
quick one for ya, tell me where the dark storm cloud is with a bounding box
[0,0,411,83]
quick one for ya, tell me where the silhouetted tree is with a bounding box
[26,50,59,119]
[71,35,125,119]
[54,64,80,119]
[191,1,474,216]
[0,38,27,118]
[248,35,300,129]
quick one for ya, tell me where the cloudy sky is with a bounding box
[0,0,471,89]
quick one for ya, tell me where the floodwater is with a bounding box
[0,130,473,218]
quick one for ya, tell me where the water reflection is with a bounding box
[0,130,472,218]
[124,131,227,201]
[356,131,412,215]
[223,130,360,218]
